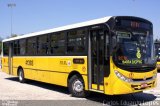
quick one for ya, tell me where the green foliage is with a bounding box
[11,34,18,38]
[155,39,160,43]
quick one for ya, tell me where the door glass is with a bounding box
[91,30,105,85]
[99,31,104,84]
[91,31,98,84]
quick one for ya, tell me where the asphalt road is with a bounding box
[0,70,160,106]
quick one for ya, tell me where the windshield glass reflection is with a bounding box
[114,31,156,66]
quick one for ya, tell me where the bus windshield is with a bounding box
[113,30,156,68]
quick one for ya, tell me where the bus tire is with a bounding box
[69,75,85,98]
[18,68,25,83]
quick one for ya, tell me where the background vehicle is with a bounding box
[2,16,157,97]
[155,41,160,70]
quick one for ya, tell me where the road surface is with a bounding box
[0,70,160,106]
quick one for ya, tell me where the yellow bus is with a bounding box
[2,16,157,97]
[155,41,160,70]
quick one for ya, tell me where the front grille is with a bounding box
[132,77,153,82]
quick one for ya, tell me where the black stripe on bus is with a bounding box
[3,65,9,67]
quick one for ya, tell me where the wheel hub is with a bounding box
[73,80,83,92]
[19,71,23,81]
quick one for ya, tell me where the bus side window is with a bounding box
[13,40,20,56]
[37,34,49,55]
[67,29,86,54]
[19,39,26,55]
[50,32,65,55]
[26,37,37,55]
[3,42,9,56]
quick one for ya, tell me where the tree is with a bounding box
[155,38,160,43]
[6,34,18,39]
[7,34,18,38]
[10,34,18,38]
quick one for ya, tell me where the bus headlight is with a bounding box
[115,70,133,82]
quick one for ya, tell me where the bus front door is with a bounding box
[90,30,105,91]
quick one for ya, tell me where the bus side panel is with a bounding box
[47,56,88,87]
[82,75,88,90]
[13,57,36,80]
[51,72,68,86]
[12,56,88,88]
[23,68,36,80]
[12,57,26,76]
[2,57,9,74]
[47,56,87,87]
[13,64,17,76]
[48,57,87,74]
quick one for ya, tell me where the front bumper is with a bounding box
[112,78,156,95]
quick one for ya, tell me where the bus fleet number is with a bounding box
[26,60,34,66]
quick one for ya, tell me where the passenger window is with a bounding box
[50,32,65,55]
[37,35,49,55]
[27,37,37,55]
[67,29,86,54]
[13,40,20,55]
[19,39,26,55]
[3,42,9,56]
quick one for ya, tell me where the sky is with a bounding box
[0,0,160,39]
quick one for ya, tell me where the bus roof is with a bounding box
[3,16,112,42]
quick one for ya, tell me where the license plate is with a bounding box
[141,83,148,88]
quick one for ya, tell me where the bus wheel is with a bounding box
[18,68,25,83]
[69,75,85,97]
